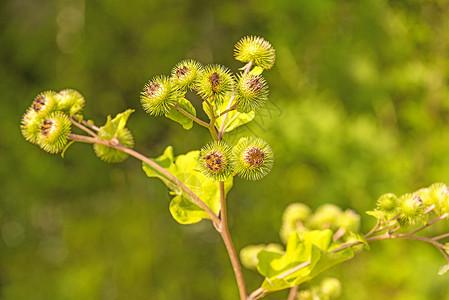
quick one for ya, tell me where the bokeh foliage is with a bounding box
[2,0,449,299]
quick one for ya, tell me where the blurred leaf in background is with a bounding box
[2,0,449,299]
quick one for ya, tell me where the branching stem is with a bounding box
[215,103,239,118]
[287,285,299,300]
[217,60,252,140]
[70,117,98,138]
[171,103,210,128]
[206,101,219,141]
[67,116,247,298]
[66,132,221,226]
[249,212,449,299]
[218,181,248,300]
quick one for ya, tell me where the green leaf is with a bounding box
[249,66,264,76]
[347,230,370,250]
[202,101,255,133]
[366,210,384,220]
[100,109,134,139]
[142,146,233,224]
[295,245,353,285]
[240,244,284,270]
[142,146,180,194]
[257,230,354,292]
[169,194,207,224]
[165,98,196,130]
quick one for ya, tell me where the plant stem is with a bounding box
[244,61,253,74]
[217,93,236,140]
[433,233,449,241]
[218,181,248,300]
[215,103,239,118]
[248,214,449,299]
[248,287,265,300]
[66,133,221,226]
[172,103,210,128]
[363,214,384,237]
[409,213,448,236]
[217,60,253,140]
[287,285,299,300]
[81,119,100,131]
[68,117,246,298]
[70,117,98,138]
[72,115,100,132]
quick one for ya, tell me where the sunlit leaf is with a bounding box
[347,230,370,250]
[202,101,254,133]
[142,146,180,194]
[257,230,354,292]
[100,109,134,139]
[249,66,264,76]
[240,244,284,270]
[366,210,384,220]
[142,146,233,224]
[165,98,196,130]
[169,194,207,224]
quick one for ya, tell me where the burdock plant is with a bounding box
[20,36,449,299]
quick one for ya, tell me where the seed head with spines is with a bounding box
[399,193,426,226]
[196,65,234,105]
[198,141,234,181]
[31,90,58,117]
[36,111,72,154]
[21,107,43,144]
[93,128,134,163]
[56,89,85,115]
[171,59,203,91]
[141,76,180,116]
[233,137,274,181]
[234,36,275,70]
[236,74,269,113]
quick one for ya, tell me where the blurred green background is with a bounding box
[2,0,449,299]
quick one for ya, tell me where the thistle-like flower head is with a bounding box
[196,65,234,105]
[233,137,274,181]
[308,204,343,230]
[234,36,275,70]
[36,111,72,154]
[141,76,179,116]
[399,193,426,226]
[320,278,342,299]
[56,89,85,115]
[236,74,269,113]
[21,107,43,144]
[31,91,58,116]
[425,183,449,214]
[171,59,203,91]
[376,193,400,215]
[198,141,234,181]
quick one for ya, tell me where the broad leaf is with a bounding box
[240,244,284,270]
[142,146,233,224]
[165,98,196,130]
[202,101,255,133]
[347,230,370,250]
[142,146,180,194]
[100,109,134,139]
[366,210,384,220]
[257,230,354,292]
[249,66,264,76]
[293,245,354,285]
[169,194,206,224]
